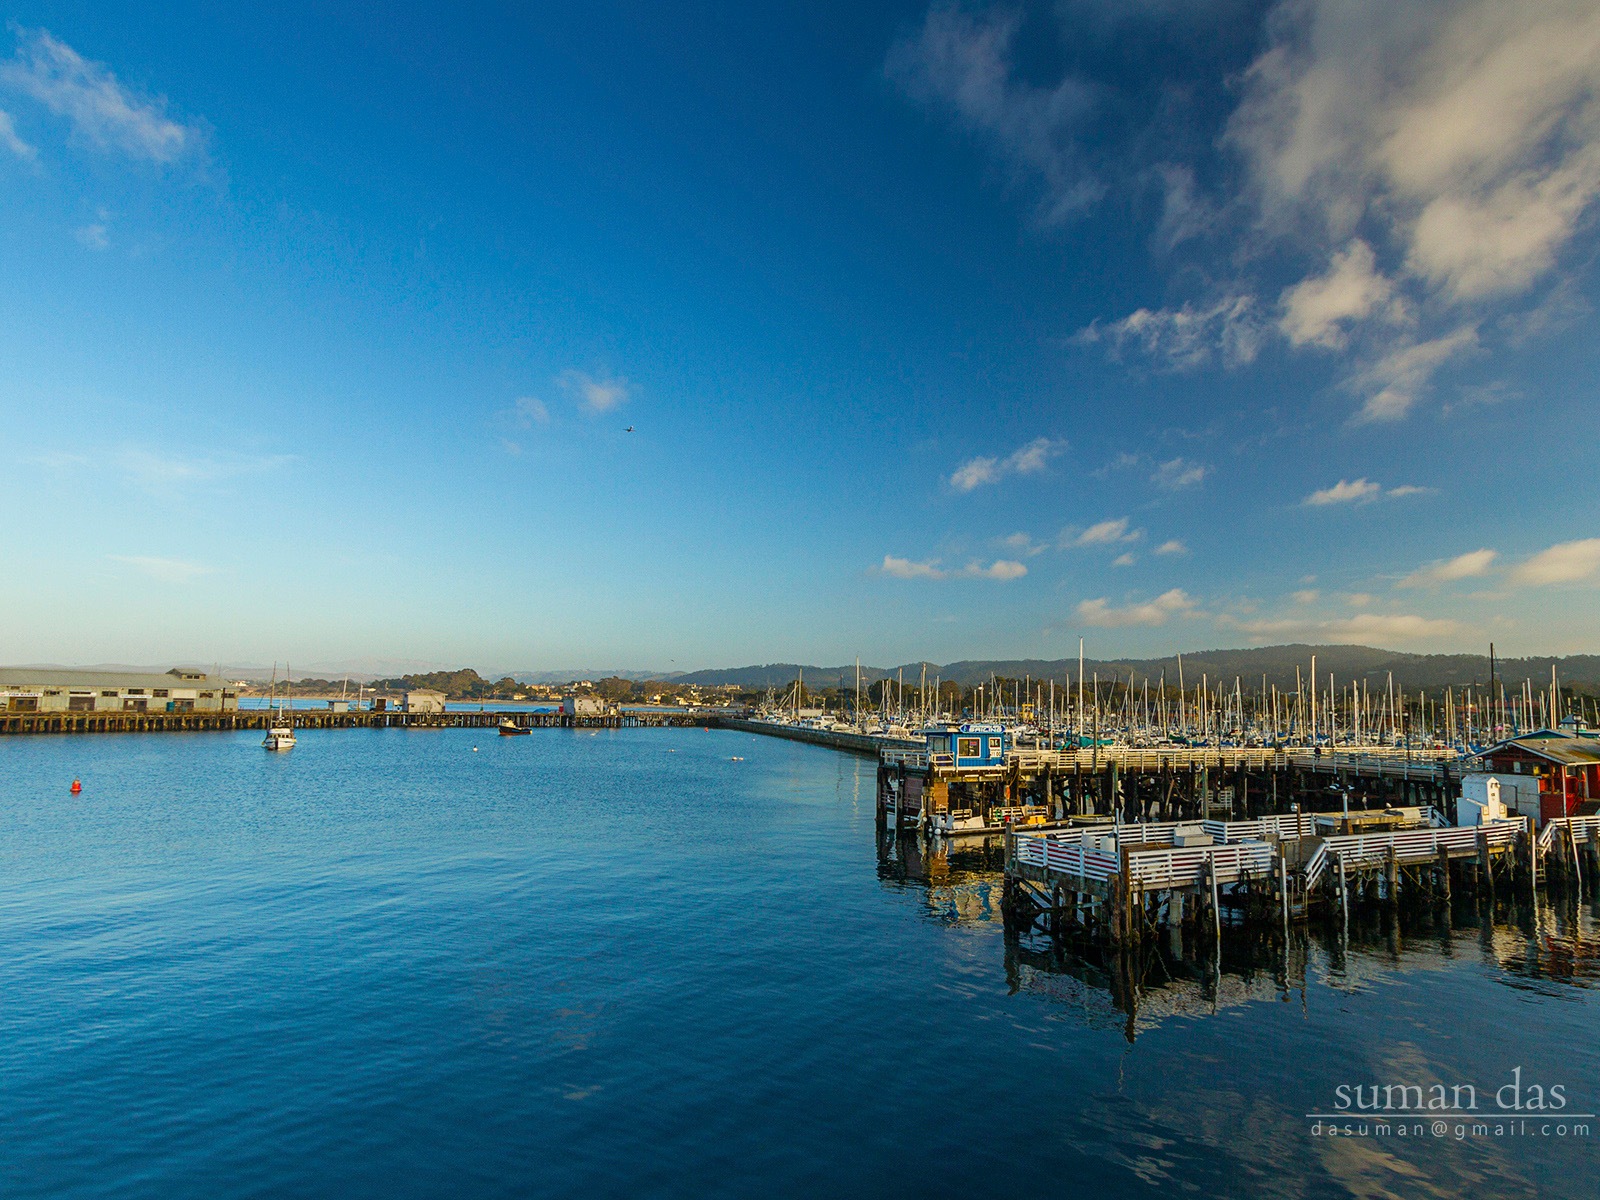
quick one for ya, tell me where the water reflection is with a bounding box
[876,831,1600,1041]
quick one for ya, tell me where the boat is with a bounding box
[498,719,530,736]
[262,721,296,751]
[262,662,296,751]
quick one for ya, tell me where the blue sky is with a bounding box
[2,0,1599,671]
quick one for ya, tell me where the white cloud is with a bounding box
[885,5,1101,224]
[558,370,629,414]
[1076,294,1264,369]
[75,220,108,249]
[1278,239,1403,349]
[1000,531,1048,557]
[1509,538,1600,586]
[1068,517,1140,547]
[0,29,200,163]
[1154,539,1188,556]
[881,555,941,579]
[1304,478,1380,506]
[108,554,214,584]
[1291,588,1319,604]
[967,559,1027,580]
[879,554,1027,581]
[1329,613,1463,640]
[1072,0,1600,423]
[1077,588,1197,627]
[1386,484,1431,498]
[949,455,999,492]
[1152,457,1209,489]
[1398,548,1497,588]
[1227,0,1600,293]
[0,108,35,159]
[1112,552,1136,567]
[949,437,1064,491]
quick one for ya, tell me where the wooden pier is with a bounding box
[878,744,1464,836]
[0,708,724,736]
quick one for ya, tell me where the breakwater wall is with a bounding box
[711,716,922,758]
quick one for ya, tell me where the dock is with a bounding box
[0,708,726,736]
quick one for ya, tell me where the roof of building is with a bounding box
[1485,736,1600,766]
[0,667,224,690]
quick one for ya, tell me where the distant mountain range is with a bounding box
[12,645,1599,692]
[670,645,1600,692]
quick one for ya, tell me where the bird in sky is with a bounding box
[625,426,634,433]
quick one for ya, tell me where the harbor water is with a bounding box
[2,727,1596,1198]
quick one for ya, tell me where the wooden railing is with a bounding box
[1304,821,1523,890]
[1538,815,1600,852]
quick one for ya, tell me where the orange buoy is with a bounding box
[70,778,82,794]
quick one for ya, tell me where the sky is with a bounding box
[2,0,1599,672]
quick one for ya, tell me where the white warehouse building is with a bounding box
[0,668,238,713]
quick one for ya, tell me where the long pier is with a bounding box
[0,708,724,736]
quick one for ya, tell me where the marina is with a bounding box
[5,724,1595,1198]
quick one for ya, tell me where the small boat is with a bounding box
[262,662,296,751]
[498,719,530,736]
[262,723,296,751]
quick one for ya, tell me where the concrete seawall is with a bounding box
[712,716,921,758]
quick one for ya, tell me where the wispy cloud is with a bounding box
[1348,326,1478,423]
[1066,517,1140,547]
[885,4,1101,224]
[1278,240,1406,350]
[108,554,214,584]
[948,436,1064,492]
[514,396,550,426]
[558,370,629,414]
[1069,0,1600,422]
[1111,552,1136,567]
[115,448,294,494]
[1509,538,1600,586]
[1305,478,1433,505]
[1075,295,1264,370]
[1152,457,1208,489]
[1398,548,1497,588]
[0,29,202,163]
[0,107,35,159]
[1077,588,1197,628]
[1220,611,1463,641]
[879,554,1026,581]
[999,531,1049,557]
[1154,539,1188,556]
[1304,478,1380,506]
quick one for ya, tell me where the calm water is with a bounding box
[2,728,1596,1198]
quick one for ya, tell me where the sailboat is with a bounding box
[263,662,297,751]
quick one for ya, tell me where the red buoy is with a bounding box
[70,779,82,794]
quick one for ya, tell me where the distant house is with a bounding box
[562,695,606,716]
[403,689,448,714]
[0,667,237,714]
[1477,735,1600,823]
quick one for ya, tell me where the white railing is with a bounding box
[1126,842,1279,891]
[1202,813,1318,842]
[1012,833,1120,883]
[1304,821,1522,890]
[880,749,929,769]
[1538,815,1600,852]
